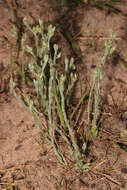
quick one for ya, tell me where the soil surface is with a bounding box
[1,0,127,189]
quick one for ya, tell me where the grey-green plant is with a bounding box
[10,17,116,171]
[88,30,116,142]
[10,18,89,170]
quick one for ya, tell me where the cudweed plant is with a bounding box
[10,17,116,170]
[10,18,89,170]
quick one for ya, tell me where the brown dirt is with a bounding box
[0,0,127,189]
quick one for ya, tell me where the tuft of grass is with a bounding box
[93,0,123,15]
[6,183,14,190]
